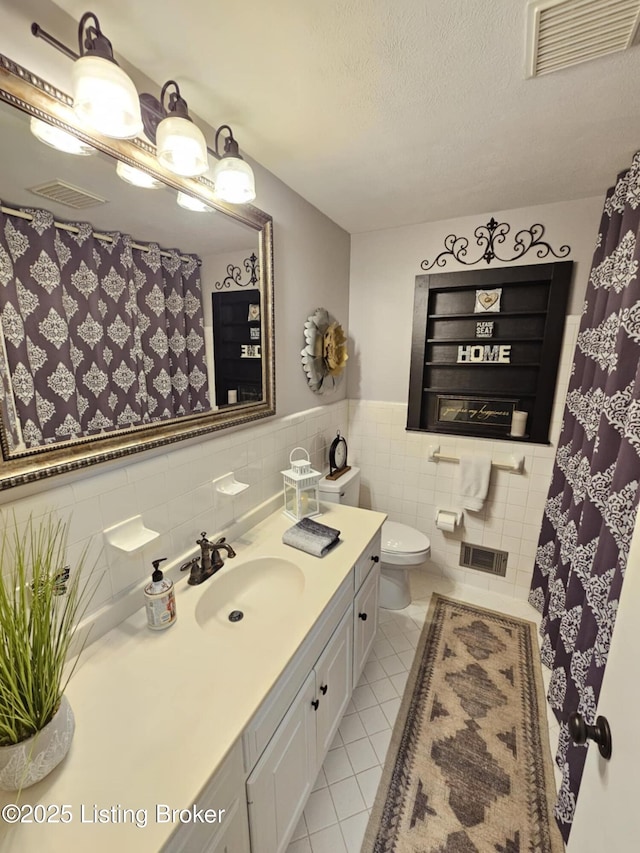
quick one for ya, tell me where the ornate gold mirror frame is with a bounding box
[0,53,275,490]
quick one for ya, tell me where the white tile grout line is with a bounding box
[288,577,559,853]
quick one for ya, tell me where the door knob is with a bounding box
[371,555,379,563]
[311,699,319,711]
[568,712,612,760]
[320,684,328,695]
[359,612,368,621]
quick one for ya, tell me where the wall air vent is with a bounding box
[526,0,640,77]
[28,180,107,210]
[460,542,508,577]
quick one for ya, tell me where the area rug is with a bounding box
[362,594,564,853]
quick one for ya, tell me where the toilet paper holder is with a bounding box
[435,509,463,531]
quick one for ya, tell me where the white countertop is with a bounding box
[0,503,386,853]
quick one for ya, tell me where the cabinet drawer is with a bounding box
[242,571,353,772]
[354,530,382,590]
[162,740,247,853]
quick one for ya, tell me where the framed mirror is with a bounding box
[0,52,274,489]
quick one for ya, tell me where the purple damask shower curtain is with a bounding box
[0,204,209,448]
[529,153,640,842]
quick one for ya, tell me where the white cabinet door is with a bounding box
[202,798,251,853]
[246,671,317,853]
[162,741,247,853]
[353,563,380,687]
[315,605,353,760]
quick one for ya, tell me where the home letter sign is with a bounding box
[456,344,511,363]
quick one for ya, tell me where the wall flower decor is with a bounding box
[301,308,348,393]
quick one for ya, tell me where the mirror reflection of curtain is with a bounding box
[0,204,209,449]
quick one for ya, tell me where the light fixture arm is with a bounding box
[32,11,119,64]
[213,124,241,159]
[160,80,191,120]
[77,12,114,61]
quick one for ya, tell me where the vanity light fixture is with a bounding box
[30,117,96,156]
[211,125,256,204]
[176,191,213,213]
[32,13,257,202]
[72,13,143,138]
[156,80,208,178]
[116,161,163,189]
[32,13,143,139]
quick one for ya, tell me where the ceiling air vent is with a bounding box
[526,0,640,77]
[460,542,508,577]
[28,180,107,210]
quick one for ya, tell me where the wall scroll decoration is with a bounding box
[420,218,571,271]
[214,252,260,289]
[301,308,348,394]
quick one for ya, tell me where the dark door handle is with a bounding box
[320,684,328,695]
[568,712,612,760]
[371,555,379,563]
[311,699,319,711]
[359,612,368,621]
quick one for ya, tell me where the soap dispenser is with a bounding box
[144,558,176,631]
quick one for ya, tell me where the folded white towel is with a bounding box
[458,454,492,511]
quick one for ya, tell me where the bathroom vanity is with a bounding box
[0,503,385,853]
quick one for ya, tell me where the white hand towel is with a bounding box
[458,454,492,511]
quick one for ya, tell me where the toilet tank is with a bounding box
[318,466,361,507]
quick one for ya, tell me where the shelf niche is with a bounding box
[407,261,573,444]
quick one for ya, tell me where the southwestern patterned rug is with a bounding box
[362,595,564,853]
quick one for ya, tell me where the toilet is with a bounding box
[318,467,430,610]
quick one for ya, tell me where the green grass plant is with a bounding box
[0,513,92,746]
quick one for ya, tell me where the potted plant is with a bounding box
[0,513,93,791]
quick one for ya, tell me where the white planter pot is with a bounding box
[0,695,75,791]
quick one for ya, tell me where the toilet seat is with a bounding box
[381,521,431,566]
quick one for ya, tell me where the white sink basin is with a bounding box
[195,557,305,631]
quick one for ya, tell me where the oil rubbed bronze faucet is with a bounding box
[180,532,236,585]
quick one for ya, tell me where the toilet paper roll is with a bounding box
[436,510,458,532]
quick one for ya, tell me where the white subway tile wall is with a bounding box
[0,401,349,619]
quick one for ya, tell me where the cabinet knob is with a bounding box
[371,555,379,563]
[311,699,319,711]
[320,684,328,695]
[568,712,612,760]
[359,612,368,621]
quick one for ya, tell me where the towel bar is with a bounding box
[427,444,524,474]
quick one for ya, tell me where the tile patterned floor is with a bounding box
[285,569,560,853]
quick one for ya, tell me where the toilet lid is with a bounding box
[381,521,430,554]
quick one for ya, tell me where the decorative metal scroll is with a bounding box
[420,218,571,271]
[215,252,260,289]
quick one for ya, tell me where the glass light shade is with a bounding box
[72,55,143,139]
[30,117,96,156]
[213,156,256,203]
[156,116,208,177]
[176,192,212,213]
[116,161,163,189]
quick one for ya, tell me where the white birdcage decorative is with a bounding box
[282,447,322,521]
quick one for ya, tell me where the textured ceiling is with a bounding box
[52,0,640,233]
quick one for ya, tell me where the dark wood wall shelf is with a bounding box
[212,290,263,405]
[407,262,573,443]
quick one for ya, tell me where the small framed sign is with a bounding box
[436,395,517,429]
[475,320,494,338]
